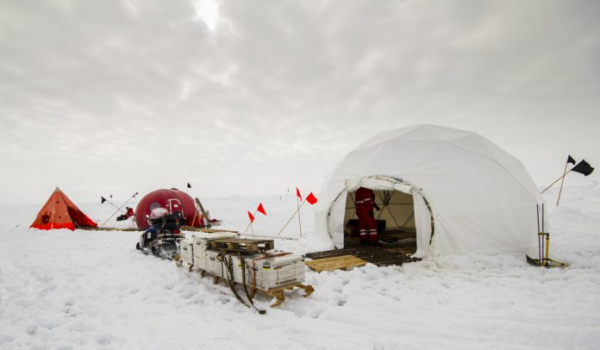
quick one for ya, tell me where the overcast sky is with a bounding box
[1,0,599,205]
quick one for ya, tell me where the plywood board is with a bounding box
[305,255,367,272]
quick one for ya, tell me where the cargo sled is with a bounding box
[177,231,314,312]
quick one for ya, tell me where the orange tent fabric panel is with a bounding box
[30,188,97,230]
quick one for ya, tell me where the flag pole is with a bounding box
[297,195,303,238]
[102,192,138,226]
[556,162,571,206]
[277,201,307,237]
[103,198,126,214]
[541,169,573,194]
[245,210,258,234]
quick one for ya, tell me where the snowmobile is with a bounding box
[136,212,185,260]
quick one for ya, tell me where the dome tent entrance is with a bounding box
[315,125,544,258]
[332,176,433,257]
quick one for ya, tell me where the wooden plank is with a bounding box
[81,227,142,232]
[181,226,240,233]
[207,237,275,254]
[305,255,367,272]
[305,247,421,267]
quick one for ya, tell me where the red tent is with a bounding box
[30,187,97,230]
[135,188,203,229]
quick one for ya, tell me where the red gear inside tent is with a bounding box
[135,188,204,229]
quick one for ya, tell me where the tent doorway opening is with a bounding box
[344,189,419,255]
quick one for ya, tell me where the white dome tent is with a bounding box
[315,125,544,258]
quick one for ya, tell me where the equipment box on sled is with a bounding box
[178,231,313,309]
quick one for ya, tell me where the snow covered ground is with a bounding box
[1,184,599,350]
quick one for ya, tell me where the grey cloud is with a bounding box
[1,0,599,204]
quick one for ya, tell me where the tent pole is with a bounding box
[348,192,357,220]
[398,211,415,231]
[375,191,390,221]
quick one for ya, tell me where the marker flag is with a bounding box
[306,192,318,205]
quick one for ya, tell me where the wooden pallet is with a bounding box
[305,255,368,272]
[181,226,239,233]
[306,246,420,268]
[208,238,275,254]
[81,227,142,232]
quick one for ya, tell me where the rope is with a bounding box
[239,253,266,314]
[220,254,248,307]
[220,253,266,314]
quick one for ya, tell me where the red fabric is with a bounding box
[296,187,302,201]
[306,192,318,205]
[32,222,76,231]
[247,211,255,223]
[30,188,97,230]
[125,208,134,218]
[355,187,377,240]
[192,215,206,227]
[257,203,267,216]
[134,189,199,229]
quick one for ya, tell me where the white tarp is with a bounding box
[315,124,543,257]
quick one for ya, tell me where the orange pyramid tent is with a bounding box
[30,187,98,230]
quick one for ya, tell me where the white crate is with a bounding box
[204,250,228,277]
[251,255,305,291]
[179,239,194,266]
[188,231,238,270]
[182,232,306,293]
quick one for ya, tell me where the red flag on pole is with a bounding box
[296,187,302,201]
[257,203,267,215]
[306,192,318,205]
[247,211,255,223]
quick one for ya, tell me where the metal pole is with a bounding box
[103,198,126,213]
[244,210,258,234]
[535,204,544,266]
[277,201,306,237]
[297,195,303,238]
[541,170,573,194]
[102,192,138,226]
[556,162,571,206]
[541,203,546,266]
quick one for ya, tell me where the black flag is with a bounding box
[567,155,576,165]
[571,160,594,176]
[187,183,192,189]
[101,196,107,204]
